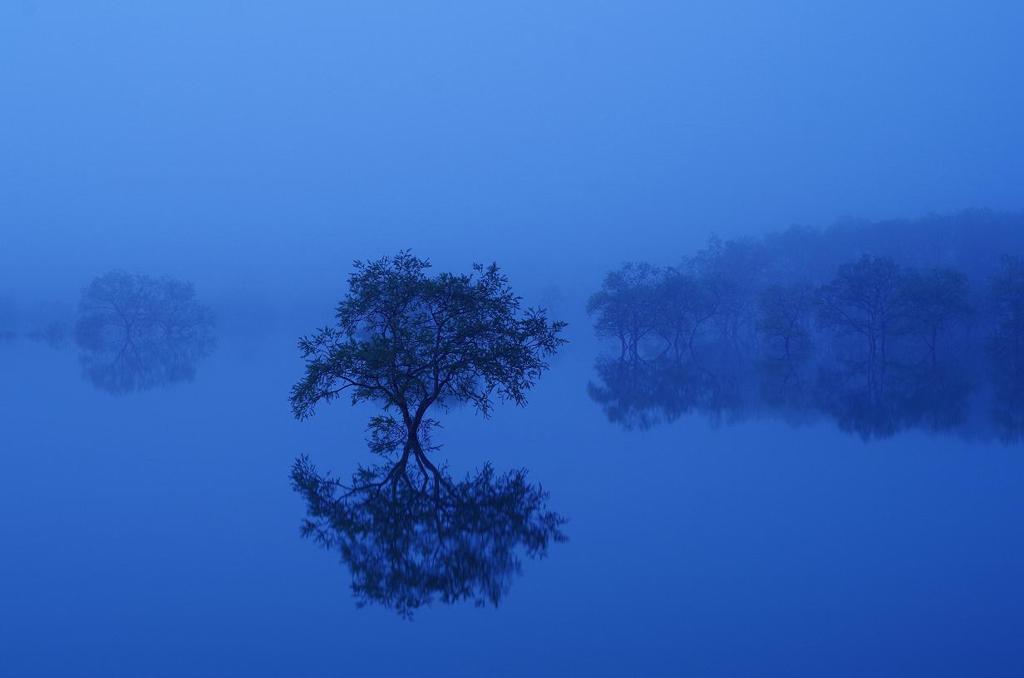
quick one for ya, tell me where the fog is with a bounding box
[4,2,1023,306]
[2,2,1023,677]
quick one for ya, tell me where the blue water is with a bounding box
[2,328,1021,677]
[4,1,1024,674]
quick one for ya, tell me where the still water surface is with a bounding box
[1,329,1021,677]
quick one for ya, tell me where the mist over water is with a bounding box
[3,2,1024,677]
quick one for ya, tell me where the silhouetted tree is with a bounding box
[291,456,566,617]
[690,235,766,347]
[989,256,1024,375]
[75,271,216,394]
[757,283,814,362]
[651,267,719,363]
[587,262,661,362]
[586,212,1024,443]
[290,252,566,484]
[902,267,971,367]
[588,263,722,365]
[817,256,911,383]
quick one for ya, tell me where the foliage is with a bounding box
[587,211,1024,443]
[291,455,566,618]
[587,262,719,364]
[816,256,911,351]
[902,267,971,364]
[990,256,1024,373]
[757,283,814,361]
[586,262,662,361]
[290,252,566,477]
[75,270,216,394]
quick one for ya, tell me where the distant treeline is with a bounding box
[587,210,1024,441]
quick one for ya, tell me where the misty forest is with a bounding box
[588,213,1024,441]
[2,3,1024,678]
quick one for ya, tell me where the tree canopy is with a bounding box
[290,252,566,481]
[585,214,1023,442]
[75,270,216,394]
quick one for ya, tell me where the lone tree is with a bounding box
[76,270,216,394]
[290,252,566,483]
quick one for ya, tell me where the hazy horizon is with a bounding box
[3,3,1023,677]
[4,2,1024,304]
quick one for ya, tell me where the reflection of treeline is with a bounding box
[588,211,1024,442]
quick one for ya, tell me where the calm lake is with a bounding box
[1,327,1022,677]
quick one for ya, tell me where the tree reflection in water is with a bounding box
[587,356,744,431]
[991,367,1024,444]
[75,271,216,394]
[805,362,971,440]
[291,456,566,618]
[589,350,1021,443]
